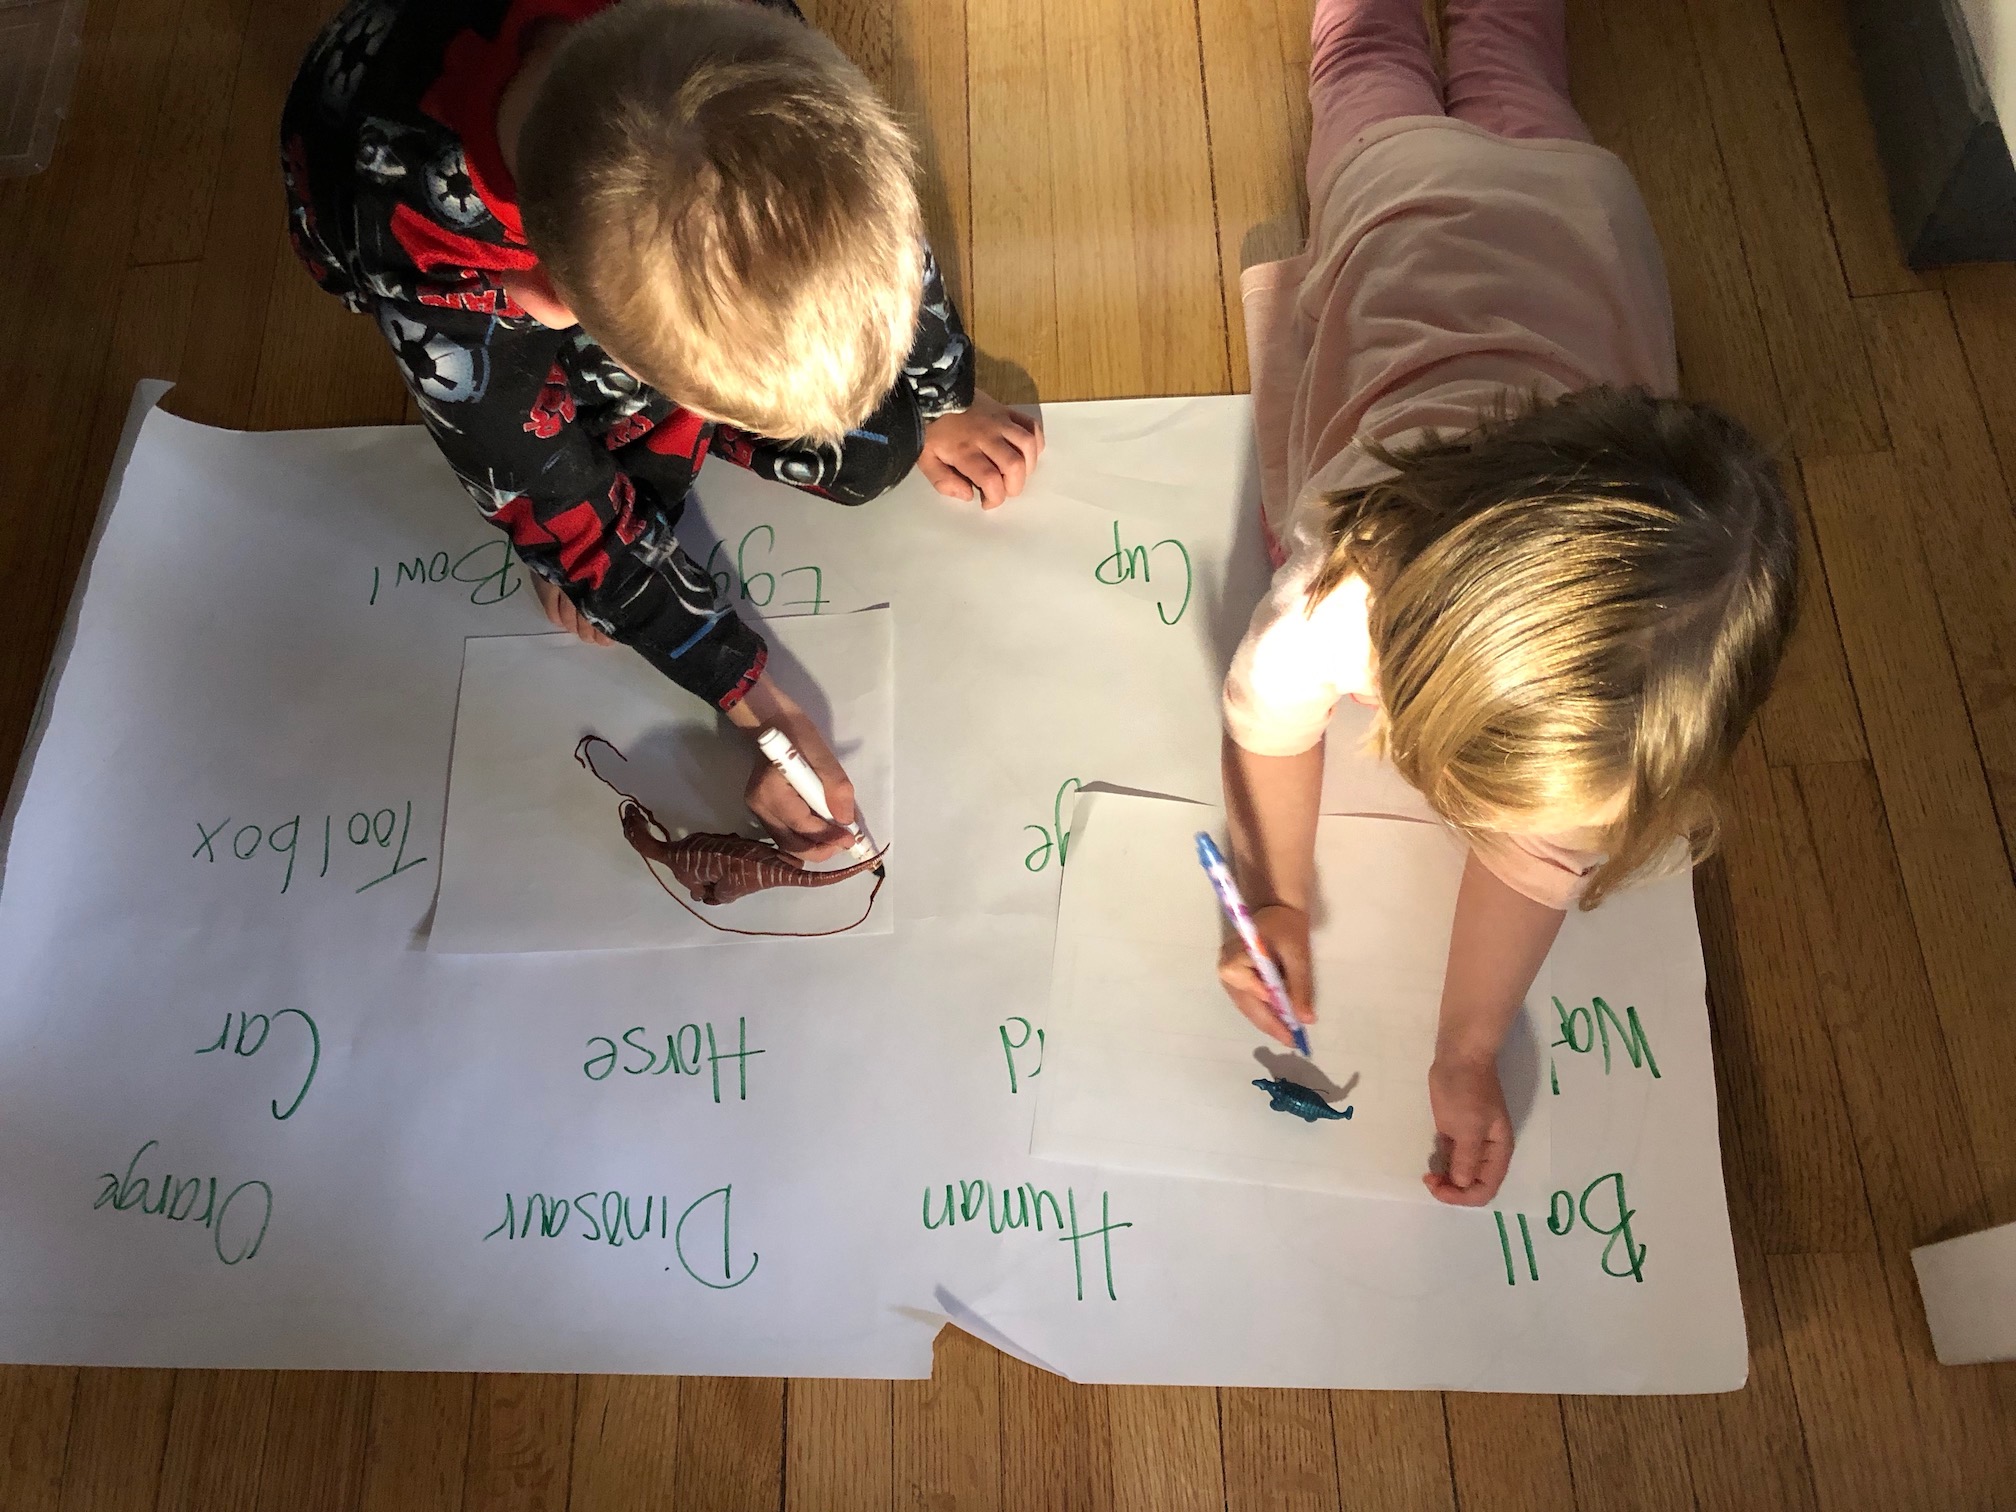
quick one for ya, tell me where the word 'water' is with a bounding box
[582,1017,764,1103]
[1492,1171,1647,1285]
[922,1179,1132,1301]
[94,1139,272,1266]
[1549,995,1661,1095]
[191,801,430,896]
[484,1183,758,1290]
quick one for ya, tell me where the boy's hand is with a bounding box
[726,674,857,862]
[1423,1054,1513,1206]
[919,391,1043,510]
[532,573,615,646]
[1216,903,1315,1046]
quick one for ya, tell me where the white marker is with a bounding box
[756,726,878,864]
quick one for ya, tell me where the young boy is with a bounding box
[282,0,1040,857]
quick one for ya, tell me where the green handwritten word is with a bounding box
[196,1009,320,1120]
[369,537,523,607]
[483,1183,758,1290]
[999,1017,1044,1094]
[191,801,430,895]
[705,525,828,614]
[582,1018,764,1103]
[1023,777,1082,872]
[921,1179,1132,1301]
[1548,995,1660,1095]
[1095,521,1192,626]
[1492,1171,1647,1286]
[93,1139,272,1266]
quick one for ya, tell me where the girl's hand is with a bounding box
[531,572,616,646]
[1423,1054,1513,1206]
[1216,903,1316,1046]
[918,391,1043,510]
[726,675,856,861]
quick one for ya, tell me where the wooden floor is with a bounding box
[2,0,2013,1506]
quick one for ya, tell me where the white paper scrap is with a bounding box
[1032,791,1550,1204]
[1913,1220,2016,1365]
[431,610,895,953]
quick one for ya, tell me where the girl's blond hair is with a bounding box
[1311,387,1797,906]
[517,0,922,445]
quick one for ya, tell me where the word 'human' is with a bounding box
[922,1179,1131,1301]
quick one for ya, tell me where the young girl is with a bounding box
[1218,0,1797,1205]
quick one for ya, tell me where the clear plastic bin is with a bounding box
[0,0,89,177]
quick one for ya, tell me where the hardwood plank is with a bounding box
[357,1372,474,1512]
[1941,264,2016,505]
[1769,1254,1947,1512]
[785,1379,892,1512]
[1196,0,1312,392]
[1758,470,1867,765]
[1108,1387,1221,1512]
[253,1371,372,1512]
[54,1369,175,1512]
[1800,452,2016,1224]
[997,1356,1112,1512]
[154,1369,275,1512]
[1772,763,1990,1250]
[571,1376,684,1512]
[1771,762,2016,1504]
[129,0,257,265]
[1581,0,1786,441]
[0,0,189,781]
[464,1374,576,1512]
[246,260,407,431]
[1694,734,1869,1253]
[969,0,1228,403]
[1682,0,1885,453]
[0,1367,76,1512]
[1441,1396,1572,1512]
[893,1327,1000,1512]
[1221,1388,1337,1512]
[171,0,333,430]
[1766,0,1925,297]
[1670,971,1824,1512]
[1856,291,2016,863]
[674,1378,784,1512]
[1328,1392,1453,1512]
[963,0,1051,402]
[893,0,972,314]
[1561,1397,1697,1512]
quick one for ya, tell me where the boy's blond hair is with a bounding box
[1310,387,1798,906]
[516,0,923,445]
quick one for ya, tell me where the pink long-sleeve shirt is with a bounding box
[1223,116,1678,908]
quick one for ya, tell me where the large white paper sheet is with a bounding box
[432,611,894,953]
[1034,793,1549,1205]
[0,389,1744,1389]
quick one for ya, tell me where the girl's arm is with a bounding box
[1217,730,1326,1038]
[1423,851,1564,1206]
